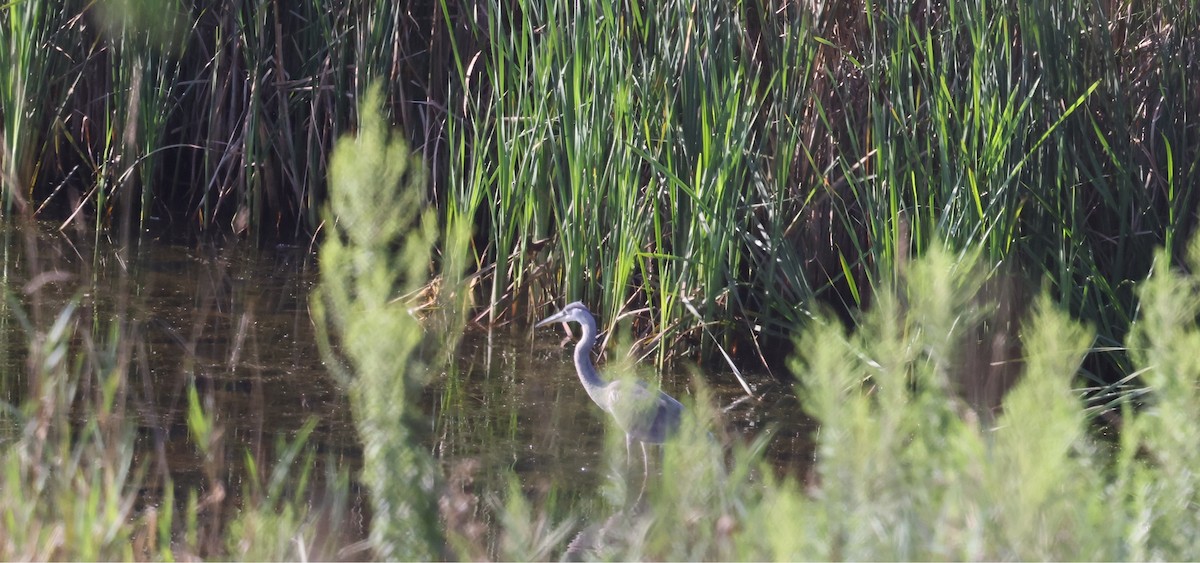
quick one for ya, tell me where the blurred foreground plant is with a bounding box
[498,238,1200,560]
[0,301,154,560]
[312,84,471,559]
[774,240,1200,560]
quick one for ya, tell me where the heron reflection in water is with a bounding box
[535,301,683,474]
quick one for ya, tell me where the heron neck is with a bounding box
[573,317,606,391]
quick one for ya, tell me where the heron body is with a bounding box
[535,301,683,448]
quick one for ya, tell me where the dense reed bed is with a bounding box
[3,0,1196,378]
[1,0,430,238]
[443,0,1199,379]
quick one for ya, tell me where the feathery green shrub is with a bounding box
[473,240,1200,560]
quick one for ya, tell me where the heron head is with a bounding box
[535,301,594,328]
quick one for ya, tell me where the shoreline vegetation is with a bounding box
[1,0,1195,376]
[3,0,1200,559]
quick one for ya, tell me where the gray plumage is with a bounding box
[535,301,683,446]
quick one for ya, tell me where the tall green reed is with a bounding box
[3,0,437,239]
[832,0,1197,384]
[439,0,1198,383]
[0,0,60,213]
[441,0,824,370]
[94,1,187,239]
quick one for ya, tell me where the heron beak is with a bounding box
[535,309,567,328]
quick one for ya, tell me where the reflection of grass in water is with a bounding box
[0,221,349,557]
[0,300,151,560]
[0,283,352,560]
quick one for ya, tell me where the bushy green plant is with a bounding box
[789,244,1111,559]
[1120,239,1200,559]
[312,84,463,560]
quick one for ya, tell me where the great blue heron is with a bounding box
[535,301,683,472]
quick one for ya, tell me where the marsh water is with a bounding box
[0,223,812,546]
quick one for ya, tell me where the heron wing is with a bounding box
[603,379,682,444]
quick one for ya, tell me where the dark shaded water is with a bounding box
[0,223,812,549]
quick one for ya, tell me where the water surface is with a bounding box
[0,223,813,551]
